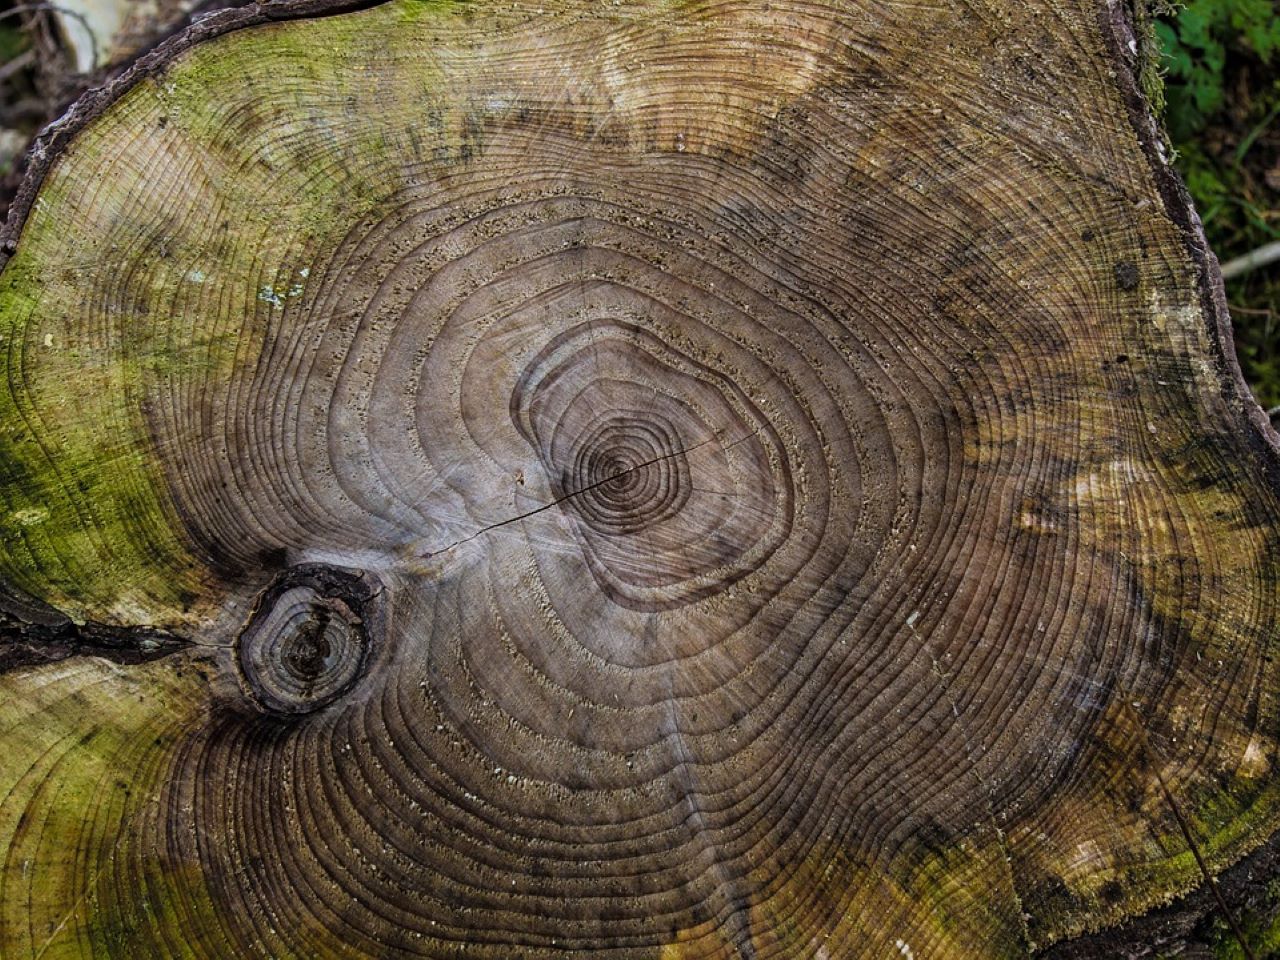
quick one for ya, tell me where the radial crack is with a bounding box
[417,429,755,559]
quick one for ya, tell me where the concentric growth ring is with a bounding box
[2,3,1275,956]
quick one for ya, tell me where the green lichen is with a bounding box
[1131,0,1174,125]
[0,658,211,958]
[0,255,202,624]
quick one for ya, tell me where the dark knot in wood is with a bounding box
[235,564,377,716]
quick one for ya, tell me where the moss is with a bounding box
[0,256,202,624]
[0,658,211,957]
[397,0,470,23]
[1206,881,1280,960]
[1130,0,1174,124]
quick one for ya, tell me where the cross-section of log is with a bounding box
[1,0,1278,956]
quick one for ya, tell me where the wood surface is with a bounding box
[1,0,1278,956]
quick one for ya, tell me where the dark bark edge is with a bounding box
[1040,820,1280,957]
[0,610,188,672]
[1098,0,1280,478]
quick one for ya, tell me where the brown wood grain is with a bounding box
[0,0,1277,956]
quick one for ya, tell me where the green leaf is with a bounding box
[1178,5,1213,49]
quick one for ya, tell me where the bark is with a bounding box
[1,0,1279,956]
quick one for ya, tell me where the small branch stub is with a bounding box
[235,565,375,715]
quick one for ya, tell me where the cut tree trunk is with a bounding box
[0,0,1277,957]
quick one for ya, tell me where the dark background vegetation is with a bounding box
[0,2,77,204]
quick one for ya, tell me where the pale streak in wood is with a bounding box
[0,0,1277,957]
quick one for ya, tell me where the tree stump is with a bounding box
[1,0,1278,956]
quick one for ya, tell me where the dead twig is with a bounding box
[1221,239,1280,280]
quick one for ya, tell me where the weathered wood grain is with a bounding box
[1,0,1278,956]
